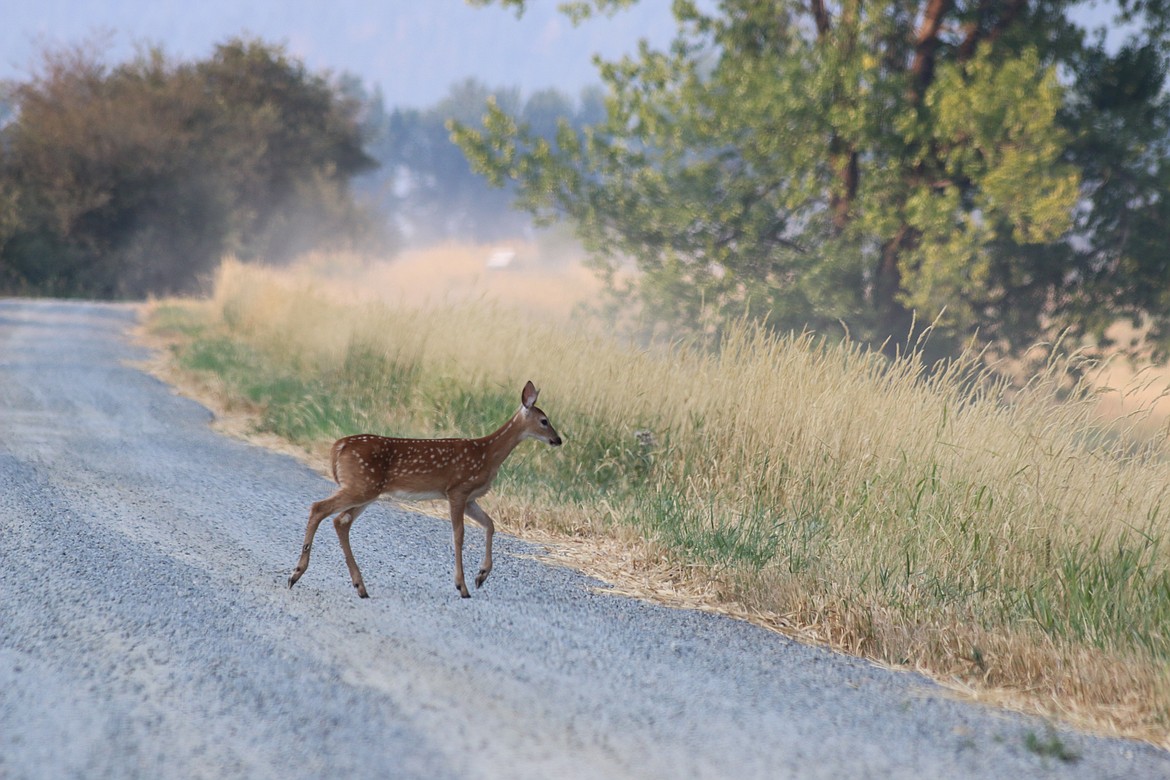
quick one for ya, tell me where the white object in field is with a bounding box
[486,248,516,269]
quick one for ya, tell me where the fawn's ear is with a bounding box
[521,380,539,409]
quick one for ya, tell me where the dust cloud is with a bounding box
[288,237,608,323]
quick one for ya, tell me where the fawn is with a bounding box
[287,380,562,598]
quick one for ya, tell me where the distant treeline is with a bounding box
[0,38,590,298]
[358,77,605,245]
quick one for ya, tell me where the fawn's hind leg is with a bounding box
[289,492,357,590]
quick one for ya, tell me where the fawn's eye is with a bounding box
[540,419,549,427]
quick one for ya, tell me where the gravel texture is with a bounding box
[0,298,1167,779]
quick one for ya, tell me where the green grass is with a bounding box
[1026,530,1170,656]
[1024,725,1081,764]
[632,489,787,571]
[173,330,418,444]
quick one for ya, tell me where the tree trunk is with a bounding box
[910,0,954,102]
[875,224,918,347]
[830,146,858,232]
[813,0,860,235]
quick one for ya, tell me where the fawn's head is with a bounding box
[518,380,563,447]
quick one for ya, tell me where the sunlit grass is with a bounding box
[148,257,1170,743]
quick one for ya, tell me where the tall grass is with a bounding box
[150,258,1170,742]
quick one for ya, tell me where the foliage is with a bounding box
[455,0,1170,360]
[0,38,381,298]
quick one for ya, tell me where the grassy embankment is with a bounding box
[147,257,1170,745]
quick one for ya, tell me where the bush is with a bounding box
[0,38,385,298]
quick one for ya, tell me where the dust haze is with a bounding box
[285,229,609,325]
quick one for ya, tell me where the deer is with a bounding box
[287,380,563,599]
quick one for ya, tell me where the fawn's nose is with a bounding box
[550,435,563,447]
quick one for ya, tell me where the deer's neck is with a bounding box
[482,411,526,468]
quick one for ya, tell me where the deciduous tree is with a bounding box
[0,38,379,297]
[457,0,1170,359]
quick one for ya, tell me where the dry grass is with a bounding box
[286,240,606,320]
[146,254,1170,747]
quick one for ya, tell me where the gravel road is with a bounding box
[0,298,1167,779]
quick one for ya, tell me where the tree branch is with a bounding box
[958,0,1026,61]
[810,0,832,37]
[910,0,954,103]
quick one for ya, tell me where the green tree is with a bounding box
[456,0,1170,359]
[0,38,379,298]
[195,38,378,262]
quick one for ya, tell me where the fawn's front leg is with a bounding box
[449,496,471,598]
[289,494,342,589]
[333,505,370,598]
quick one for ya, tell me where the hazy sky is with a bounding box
[1,1,679,108]
[1,1,1126,110]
